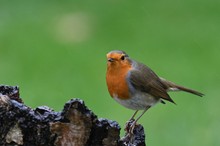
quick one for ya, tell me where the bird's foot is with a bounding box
[124,119,138,139]
[120,122,145,145]
[122,120,138,144]
[124,118,135,132]
[128,120,137,136]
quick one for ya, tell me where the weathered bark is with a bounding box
[0,85,146,146]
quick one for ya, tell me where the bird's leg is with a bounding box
[124,110,138,131]
[129,106,151,134]
[129,110,139,121]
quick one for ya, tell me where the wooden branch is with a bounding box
[0,85,146,146]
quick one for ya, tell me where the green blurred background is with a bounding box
[0,0,219,145]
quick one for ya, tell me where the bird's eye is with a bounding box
[121,55,125,60]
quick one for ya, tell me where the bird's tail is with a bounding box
[160,77,204,97]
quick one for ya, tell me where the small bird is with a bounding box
[106,50,204,134]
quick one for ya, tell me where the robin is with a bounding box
[106,50,204,134]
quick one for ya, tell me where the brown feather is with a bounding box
[128,61,175,104]
[160,78,204,97]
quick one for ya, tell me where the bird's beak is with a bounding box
[107,58,114,62]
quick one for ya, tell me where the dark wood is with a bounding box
[0,85,146,146]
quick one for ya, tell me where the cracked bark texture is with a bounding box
[0,85,146,146]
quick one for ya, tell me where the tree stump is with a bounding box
[0,85,146,146]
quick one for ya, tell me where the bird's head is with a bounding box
[106,50,131,69]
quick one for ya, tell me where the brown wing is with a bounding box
[128,62,175,104]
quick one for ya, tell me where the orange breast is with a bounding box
[106,64,132,100]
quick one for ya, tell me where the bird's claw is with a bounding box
[122,120,137,144]
[124,118,135,132]
[128,121,137,135]
[124,119,137,139]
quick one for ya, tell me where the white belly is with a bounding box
[113,92,159,110]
